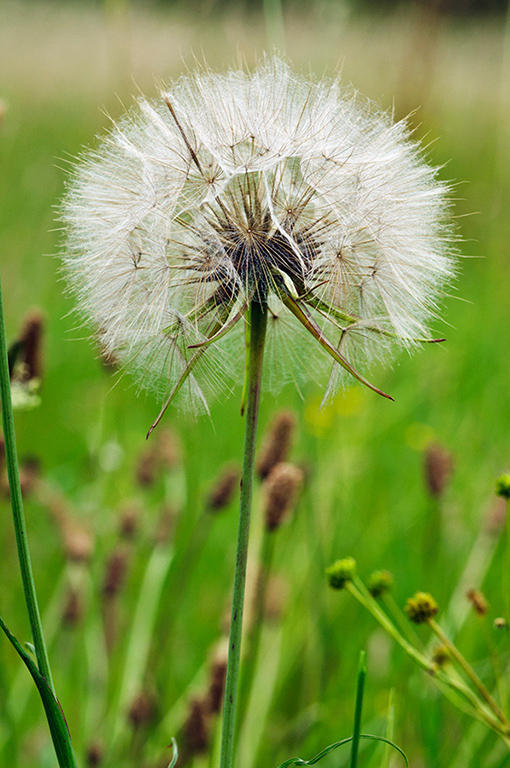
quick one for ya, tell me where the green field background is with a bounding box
[1,2,510,766]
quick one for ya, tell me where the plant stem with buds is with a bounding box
[428,618,509,728]
[219,300,268,768]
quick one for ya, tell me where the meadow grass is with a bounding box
[1,3,510,767]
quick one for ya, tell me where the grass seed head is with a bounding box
[118,503,140,540]
[206,463,241,512]
[466,588,489,617]
[128,691,157,729]
[61,586,84,627]
[61,58,456,413]
[86,742,104,767]
[207,650,228,714]
[183,697,210,756]
[19,311,44,383]
[102,547,129,599]
[263,461,303,531]
[424,443,454,498]
[257,410,297,479]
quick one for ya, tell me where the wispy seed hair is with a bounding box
[61,58,456,413]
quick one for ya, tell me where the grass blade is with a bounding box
[0,616,77,768]
[350,650,367,768]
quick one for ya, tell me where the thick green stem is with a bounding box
[219,300,268,768]
[0,272,54,693]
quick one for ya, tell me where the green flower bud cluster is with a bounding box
[405,592,438,624]
[495,474,510,500]
[325,557,356,590]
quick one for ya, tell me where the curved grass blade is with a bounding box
[275,734,409,768]
[0,616,78,768]
[167,737,179,768]
[279,290,394,401]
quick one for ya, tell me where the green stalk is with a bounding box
[349,650,366,768]
[505,498,510,633]
[0,271,78,767]
[347,578,509,741]
[428,618,509,727]
[0,273,54,691]
[219,300,268,768]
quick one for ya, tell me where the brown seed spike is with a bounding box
[102,548,129,599]
[86,742,104,767]
[424,443,454,498]
[466,588,489,617]
[18,456,41,497]
[62,586,84,627]
[128,691,157,729]
[207,656,228,714]
[19,311,44,382]
[257,410,297,480]
[206,464,241,512]
[263,462,304,532]
[46,493,94,563]
[135,445,158,488]
[183,697,210,756]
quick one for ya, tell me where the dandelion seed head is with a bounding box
[61,58,456,413]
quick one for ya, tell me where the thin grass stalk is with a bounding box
[219,300,268,768]
[349,650,366,768]
[0,271,78,767]
[110,539,175,751]
[428,618,509,728]
[504,498,510,636]
[347,579,509,740]
[381,689,395,768]
[0,272,54,692]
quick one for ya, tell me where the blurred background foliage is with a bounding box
[1,0,510,767]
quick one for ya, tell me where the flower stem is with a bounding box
[428,618,509,727]
[347,577,510,741]
[0,271,54,693]
[219,300,268,768]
